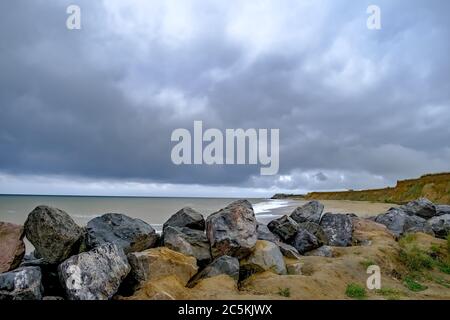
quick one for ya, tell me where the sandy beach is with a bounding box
[260,199,396,224]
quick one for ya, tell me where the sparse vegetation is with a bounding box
[403,276,427,292]
[397,234,447,275]
[399,233,417,245]
[395,233,450,292]
[447,234,450,254]
[345,283,366,299]
[432,276,450,288]
[398,245,434,272]
[436,260,450,274]
[360,259,376,269]
[278,287,290,297]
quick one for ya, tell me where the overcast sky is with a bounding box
[0,0,449,197]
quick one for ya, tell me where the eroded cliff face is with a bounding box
[305,173,450,205]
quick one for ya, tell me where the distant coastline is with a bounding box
[272,172,450,205]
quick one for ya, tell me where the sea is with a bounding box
[0,195,302,233]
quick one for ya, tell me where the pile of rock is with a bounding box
[265,200,352,258]
[0,205,158,300]
[2,197,447,300]
[373,198,450,239]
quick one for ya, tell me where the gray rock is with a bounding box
[24,206,83,264]
[400,198,437,219]
[304,245,334,257]
[206,200,257,259]
[428,214,450,239]
[58,243,130,300]
[162,226,211,267]
[257,223,281,242]
[187,255,239,288]
[375,208,434,238]
[0,267,43,300]
[276,242,301,259]
[267,215,299,242]
[298,221,328,245]
[319,213,353,247]
[405,215,435,235]
[290,229,320,254]
[163,207,205,231]
[239,240,287,280]
[374,208,407,237]
[86,213,158,254]
[290,201,324,224]
[436,205,450,216]
[20,258,64,297]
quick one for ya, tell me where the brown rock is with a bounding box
[239,240,287,280]
[127,247,198,287]
[0,222,26,273]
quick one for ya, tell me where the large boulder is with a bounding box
[206,200,257,259]
[127,247,198,288]
[267,215,299,242]
[319,213,353,247]
[0,267,43,300]
[24,206,83,264]
[374,208,434,238]
[86,213,158,254]
[428,214,450,239]
[400,198,437,219]
[163,207,205,231]
[298,221,328,245]
[0,222,25,273]
[58,243,130,300]
[276,242,301,259]
[436,205,450,216]
[162,226,211,267]
[257,223,281,243]
[239,240,286,280]
[290,201,324,224]
[290,229,320,254]
[187,255,239,288]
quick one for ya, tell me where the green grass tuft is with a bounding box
[399,246,434,272]
[345,283,367,299]
[403,276,428,292]
[278,287,290,297]
[398,233,417,246]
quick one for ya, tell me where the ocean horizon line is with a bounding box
[0,193,269,200]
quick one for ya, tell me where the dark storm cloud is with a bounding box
[0,0,449,194]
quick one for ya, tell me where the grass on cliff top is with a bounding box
[345,283,367,299]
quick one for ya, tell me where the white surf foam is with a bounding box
[253,199,290,215]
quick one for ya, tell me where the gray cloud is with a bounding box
[0,0,449,195]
